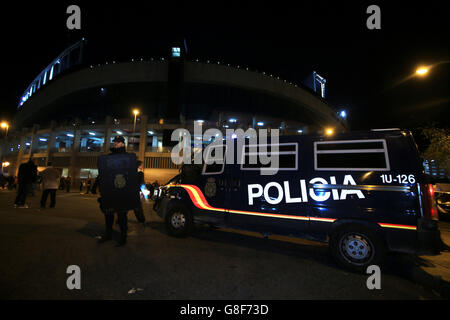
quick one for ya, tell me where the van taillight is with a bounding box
[421,184,439,220]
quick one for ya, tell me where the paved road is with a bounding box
[0,189,444,299]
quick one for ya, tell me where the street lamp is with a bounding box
[132,108,140,133]
[131,109,140,151]
[325,128,334,136]
[1,121,9,137]
[414,61,450,78]
[415,66,430,77]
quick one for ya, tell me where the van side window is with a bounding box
[202,145,226,175]
[241,143,298,171]
[314,139,390,171]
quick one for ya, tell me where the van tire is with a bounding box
[165,204,193,238]
[329,224,386,273]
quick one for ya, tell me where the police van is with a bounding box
[154,129,441,272]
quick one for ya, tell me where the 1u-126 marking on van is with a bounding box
[380,174,415,184]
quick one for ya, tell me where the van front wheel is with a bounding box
[165,205,193,238]
[329,224,386,273]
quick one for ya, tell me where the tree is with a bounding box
[418,127,450,178]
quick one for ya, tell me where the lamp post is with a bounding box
[415,66,430,76]
[1,121,9,175]
[1,121,8,137]
[325,128,334,136]
[413,61,450,78]
[132,109,140,133]
[132,109,140,152]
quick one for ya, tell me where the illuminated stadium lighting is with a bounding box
[18,40,85,108]
[172,47,181,58]
[49,65,54,81]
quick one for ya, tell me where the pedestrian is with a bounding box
[91,176,99,194]
[59,177,65,190]
[0,174,6,189]
[14,158,37,208]
[66,176,71,192]
[97,136,135,247]
[133,160,146,226]
[85,179,92,194]
[40,161,61,209]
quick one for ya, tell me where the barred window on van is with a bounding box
[314,139,390,171]
[241,143,298,171]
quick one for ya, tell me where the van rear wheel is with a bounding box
[330,224,386,273]
[165,205,193,238]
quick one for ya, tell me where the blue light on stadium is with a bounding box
[172,47,181,58]
[339,110,347,119]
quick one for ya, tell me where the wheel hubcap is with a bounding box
[171,212,185,229]
[340,234,373,263]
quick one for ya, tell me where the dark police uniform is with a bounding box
[97,136,140,247]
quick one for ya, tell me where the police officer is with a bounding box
[97,136,130,247]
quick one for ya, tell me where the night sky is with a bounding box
[1,1,449,130]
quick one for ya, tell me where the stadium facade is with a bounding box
[1,39,346,185]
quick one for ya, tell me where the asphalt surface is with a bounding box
[0,188,447,300]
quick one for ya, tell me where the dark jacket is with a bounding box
[17,161,37,184]
[137,171,145,186]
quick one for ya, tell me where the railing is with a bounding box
[146,146,172,153]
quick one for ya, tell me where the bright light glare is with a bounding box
[416,66,429,76]
[1,122,8,128]
[133,109,140,116]
[325,128,334,136]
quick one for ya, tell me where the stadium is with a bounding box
[1,38,346,185]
